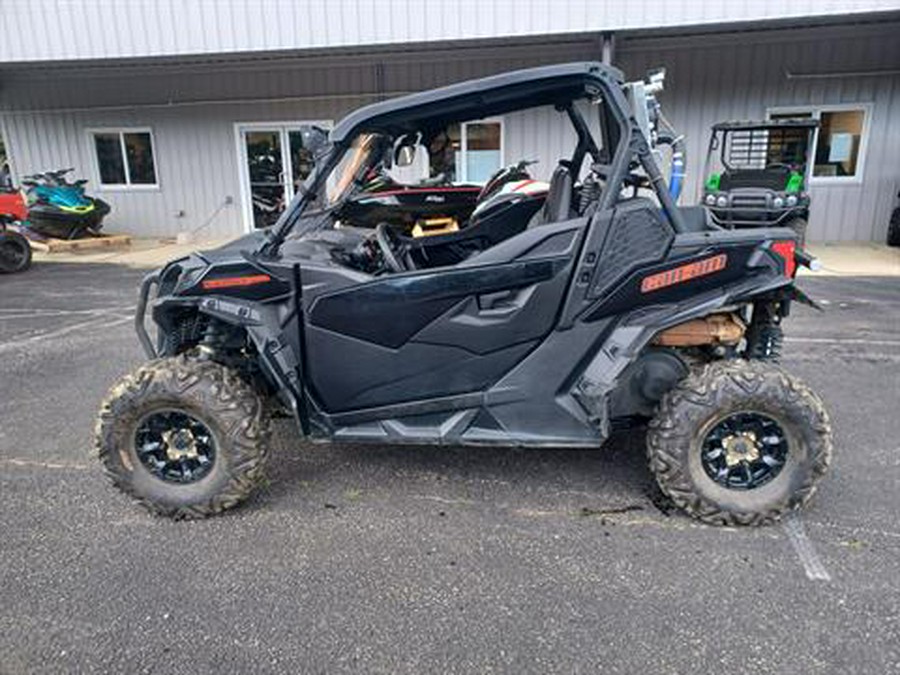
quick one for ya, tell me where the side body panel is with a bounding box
[303,220,586,411]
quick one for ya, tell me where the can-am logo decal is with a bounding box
[640,254,727,293]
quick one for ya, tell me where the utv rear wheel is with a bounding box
[647,361,831,526]
[95,356,270,519]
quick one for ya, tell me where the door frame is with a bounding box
[234,120,331,233]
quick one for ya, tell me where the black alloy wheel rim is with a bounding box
[134,410,216,484]
[700,411,789,490]
[0,239,26,266]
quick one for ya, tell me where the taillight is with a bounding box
[201,274,271,290]
[770,240,797,278]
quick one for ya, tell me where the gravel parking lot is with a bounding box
[1,261,899,674]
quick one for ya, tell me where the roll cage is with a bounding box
[259,61,688,255]
[706,119,820,173]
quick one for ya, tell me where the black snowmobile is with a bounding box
[96,63,832,525]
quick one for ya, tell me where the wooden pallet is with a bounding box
[28,233,132,253]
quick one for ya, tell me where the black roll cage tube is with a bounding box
[562,101,603,172]
[260,72,686,256]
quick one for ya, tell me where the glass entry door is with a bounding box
[238,123,325,230]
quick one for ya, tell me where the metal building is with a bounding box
[1,1,898,242]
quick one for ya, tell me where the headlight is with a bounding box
[773,196,784,209]
[716,195,728,208]
[705,194,716,206]
[786,195,798,207]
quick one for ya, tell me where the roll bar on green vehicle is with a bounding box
[702,119,819,244]
[96,63,832,526]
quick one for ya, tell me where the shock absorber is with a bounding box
[746,302,784,362]
[577,174,603,214]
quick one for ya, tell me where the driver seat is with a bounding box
[529,162,573,228]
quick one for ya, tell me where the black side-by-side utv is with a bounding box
[96,63,832,526]
[702,119,819,244]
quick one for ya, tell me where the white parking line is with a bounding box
[782,513,832,581]
[0,306,134,320]
[0,315,133,354]
[786,337,900,348]
[1,458,90,471]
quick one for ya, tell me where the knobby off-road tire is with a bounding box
[783,217,808,248]
[0,230,32,273]
[647,360,832,526]
[95,356,270,519]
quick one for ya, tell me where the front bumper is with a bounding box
[135,271,161,358]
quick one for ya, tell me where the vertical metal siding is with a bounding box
[619,26,900,242]
[2,24,897,242]
[2,0,899,62]
[2,95,374,239]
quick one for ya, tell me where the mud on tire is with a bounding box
[95,356,270,519]
[647,360,832,526]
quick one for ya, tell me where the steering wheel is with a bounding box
[374,223,407,273]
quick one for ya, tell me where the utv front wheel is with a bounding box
[95,356,270,519]
[647,361,831,526]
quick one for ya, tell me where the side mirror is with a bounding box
[300,125,329,159]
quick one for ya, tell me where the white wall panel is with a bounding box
[1,0,899,63]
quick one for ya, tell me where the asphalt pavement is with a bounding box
[1,261,899,674]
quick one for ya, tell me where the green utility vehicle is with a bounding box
[703,119,818,243]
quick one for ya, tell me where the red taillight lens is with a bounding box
[201,274,271,290]
[770,240,797,278]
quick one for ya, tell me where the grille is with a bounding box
[730,194,768,210]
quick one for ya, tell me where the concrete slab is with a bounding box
[30,236,238,269]
[803,243,900,277]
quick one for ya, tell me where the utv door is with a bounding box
[302,219,586,412]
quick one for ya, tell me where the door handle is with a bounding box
[477,289,518,311]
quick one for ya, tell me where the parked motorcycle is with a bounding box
[22,168,110,239]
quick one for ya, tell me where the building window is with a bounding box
[813,110,865,178]
[768,107,869,182]
[89,129,158,187]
